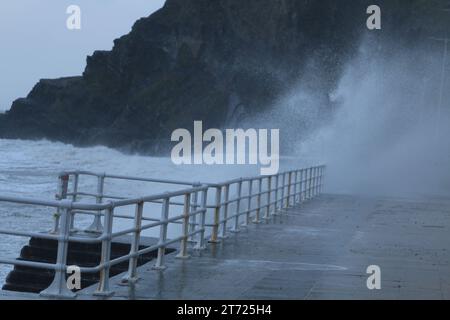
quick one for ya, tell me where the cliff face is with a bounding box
[0,0,445,153]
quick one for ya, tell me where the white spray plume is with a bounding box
[295,39,450,197]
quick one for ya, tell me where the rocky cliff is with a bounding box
[0,0,446,154]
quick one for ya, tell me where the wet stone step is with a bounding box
[2,235,175,294]
[19,245,155,265]
[29,237,135,255]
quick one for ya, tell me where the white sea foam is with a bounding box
[0,138,307,284]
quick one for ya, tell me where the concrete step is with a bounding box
[2,235,175,295]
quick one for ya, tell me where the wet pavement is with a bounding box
[75,193,450,300]
[2,193,450,299]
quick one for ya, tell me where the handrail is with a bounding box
[0,164,326,299]
[0,184,207,210]
[60,167,320,188]
[60,170,195,186]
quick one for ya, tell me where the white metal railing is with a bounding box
[0,165,325,299]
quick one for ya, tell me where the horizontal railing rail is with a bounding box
[0,164,325,299]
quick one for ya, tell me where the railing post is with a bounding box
[317,167,321,194]
[176,193,191,259]
[94,204,114,297]
[274,174,279,213]
[209,186,222,243]
[313,167,317,197]
[293,170,298,204]
[320,166,324,194]
[305,169,309,200]
[70,173,79,231]
[320,166,326,193]
[189,185,199,242]
[253,178,262,223]
[72,174,79,202]
[153,197,170,269]
[87,175,105,233]
[231,180,242,233]
[318,166,322,194]
[245,180,253,225]
[308,167,313,200]
[299,169,304,202]
[52,174,69,234]
[195,188,208,250]
[315,167,320,196]
[281,173,286,209]
[40,201,76,299]
[304,168,309,201]
[304,168,308,200]
[314,167,318,197]
[122,201,144,282]
[220,185,230,238]
[264,177,271,219]
[287,172,292,207]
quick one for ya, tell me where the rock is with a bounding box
[0,0,445,154]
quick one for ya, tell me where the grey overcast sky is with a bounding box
[0,0,166,111]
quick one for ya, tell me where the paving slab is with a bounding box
[73,193,450,300]
[3,193,449,299]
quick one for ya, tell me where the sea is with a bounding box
[0,138,307,285]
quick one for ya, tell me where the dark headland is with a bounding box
[0,0,446,154]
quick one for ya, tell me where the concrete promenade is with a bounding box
[72,193,450,300]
